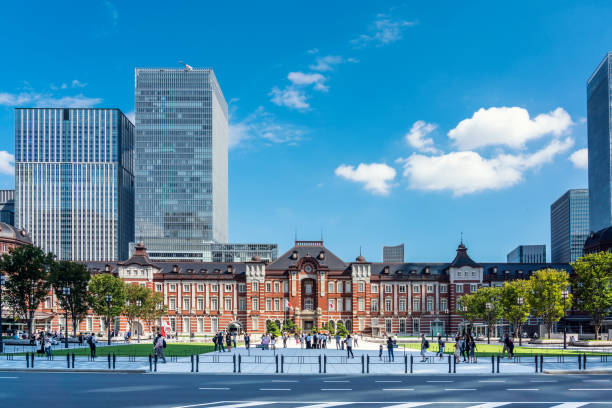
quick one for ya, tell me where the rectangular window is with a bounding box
[456,284,463,293]
[169,284,176,292]
[328,282,334,293]
[274,281,280,293]
[329,299,335,310]
[427,284,434,293]
[413,318,420,334]
[211,317,218,333]
[169,297,176,310]
[197,284,204,292]
[45,297,51,308]
[399,285,406,293]
[266,282,271,292]
[251,317,258,331]
[358,298,365,311]
[238,283,246,292]
[239,297,246,310]
[211,284,219,292]
[225,298,232,311]
[86,317,93,331]
[345,282,352,293]
[385,284,392,293]
[252,282,259,292]
[197,318,204,333]
[182,317,190,333]
[385,298,392,311]
[385,319,392,334]
[413,285,420,293]
[169,317,176,332]
[371,284,378,293]
[440,284,448,294]
[371,299,379,312]
[358,282,365,292]
[337,282,343,293]
[427,298,433,311]
[345,298,352,311]
[399,318,406,333]
[359,317,364,331]
[399,298,406,311]
[252,298,259,311]
[283,281,289,292]
[197,297,204,310]
[413,299,420,311]
[183,284,190,292]
[337,298,343,312]
[225,284,232,292]
[305,284,313,295]
[211,297,218,310]
[266,299,272,311]
[440,298,448,312]
[274,298,280,311]
[156,284,162,292]
[470,284,478,292]
[183,298,190,311]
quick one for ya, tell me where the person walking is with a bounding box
[217,332,225,352]
[386,336,395,362]
[271,335,276,350]
[44,335,52,357]
[437,335,445,360]
[282,333,288,348]
[305,333,312,349]
[87,333,96,358]
[213,333,218,352]
[154,333,167,363]
[453,340,460,364]
[244,332,250,350]
[346,335,354,358]
[354,334,359,348]
[226,331,232,352]
[232,332,237,348]
[335,334,341,350]
[459,335,467,362]
[508,336,515,358]
[300,334,305,349]
[502,333,510,358]
[468,336,477,363]
[379,344,383,361]
[420,334,429,362]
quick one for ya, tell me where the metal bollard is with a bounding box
[318,355,321,374]
[72,353,75,369]
[233,354,237,373]
[107,354,111,369]
[534,355,538,373]
[406,355,409,374]
[578,354,582,370]
[497,355,500,373]
[275,355,278,373]
[410,354,413,374]
[31,352,34,368]
[453,355,456,373]
[149,354,152,372]
[539,355,543,373]
[26,352,29,368]
[154,354,158,372]
[237,354,241,373]
[448,355,451,374]
[67,353,70,368]
[191,355,194,372]
[362,355,365,374]
[366,355,370,374]
[324,355,327,373]
[281,355,285,373]
[583,354,587,370]
[113,353,116,370]
[196,354,199,373]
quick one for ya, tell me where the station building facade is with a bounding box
[33,240,572,338]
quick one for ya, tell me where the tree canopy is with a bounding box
[88,273,126,331]
[498,279,531,338]
[48,260,91,336]
[527,268,572,338]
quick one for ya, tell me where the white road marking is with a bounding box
[295,404,351,408]
[0,376,19,379]
[445,388,476,391]
[549,403,590,408]
[569,388,612,391]
[198,388,230,390]
[323,380,350,383]
[479,380,505,383]
[531,380,557,383]
[259,388,291,391]
[427,380,453,383]
[173,402,272,408]
[375,380,402,383]
[382,388,415,392]
[271,380,298,383]
[320,388,352,391]
[507,388,539,391]
[380,404,429,408]
[463,404,510,408]
[583,379,610,382]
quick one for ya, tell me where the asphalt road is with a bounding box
[2,372,612,408]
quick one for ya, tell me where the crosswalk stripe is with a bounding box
[549,403,589,408]
[463,404,509,408]
[174,402,273,408]
[295,403,352,408]
[381,403,430,408]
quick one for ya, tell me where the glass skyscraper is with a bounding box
[506,245,546,263]
[15,108,134,261]
[134,67,228,257]
[587,52,612,233]
[550,189,589,262]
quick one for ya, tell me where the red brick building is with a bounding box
[0,222,31,256]
[33,240,571,338]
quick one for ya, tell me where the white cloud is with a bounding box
[288,72,328,91]
[399,137,574,196]
[335,162,397,195]
[105,1,118,28]
[0,151,15,175]
[307,48,319,54]
[405,120,439,153]
[569,148,588,169]
[229,107,306,148]
[309,55,344,72]
[352,14,416,48]
[269,87,309,110]
[71,79,87,88]
[0,91,101,108]
[448,106,573,150]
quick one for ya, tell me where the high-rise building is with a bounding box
[587,52,612,232]
[15,108,134,261]
[506,245,546,263]
[129,241,278,263]
[383,244,404,263]
[134,67,228,259]
[551,189,589,263]
[0,190,15,225]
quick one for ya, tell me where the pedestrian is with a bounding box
[379,344,383,361]
[282,333,288,348]
[271,335,276,350]
[244,332,250,350]
[459,335,467,362]
[437,335,445,360]
[305,333,311,349]
[346,335,354,358]
[386,336,395,362]
[508,336,514,359]
[232,332,237,348]
[154,333,167,363]
[335,333,341,350]
[300,334,305,349]
[453,340,460,364]
[354,333,359,348]
[44,336,52,357]
[213,333,218,351]
[469,336,477,363]
[420,333,429,362]
[217,332,225,352]
[502,333,510,358]
[88,333,96,358]
[226,331,232,352]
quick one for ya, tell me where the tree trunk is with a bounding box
[595,324,600,341]
[72,318,78,337]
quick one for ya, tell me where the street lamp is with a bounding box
[105,295,113,345]
[0,274,5,353]
[517,297,524,346]
[444,308,450,342]
[486,302,492,344]
[462,305,468,336]
[62,286,70,349]
[562,290,569,349]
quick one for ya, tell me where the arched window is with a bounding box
[304,298,314,310]
[345,320,352,332]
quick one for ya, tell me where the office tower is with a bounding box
[0,190,14,225]
[129,241,278,262]
[383,243,404,262]
[551,189,589,262]
[15,108,134,261]
[506,245,546,263]
[587,52,612,232]
[134,67,228,258]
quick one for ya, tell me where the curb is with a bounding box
[543,369,612,374]
[0,368,146,374]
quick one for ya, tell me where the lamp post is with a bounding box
[445,308,450,342]
[0,274,5,353]
[62,286,70,349]
[135,300,142,343]
[562,290,569,349]
[486,302,492,344]
[462,305,468,336]
[517,297,524,346]
[105,295,112,345]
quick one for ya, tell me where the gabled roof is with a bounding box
[118,242,158,268]
[448,243,480,268]
[266,240,348,270]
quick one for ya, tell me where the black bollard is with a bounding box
[534,355,538,373]
[366,355,370,374]
[237,354,241,373]
[107,354,111,369]
[318,355,321,374]
[578,354,582,370]
[191,354,194,372]
[539,355,543,373]
[67,353,70,368]
[448,355,451,374]
[406,355,409,374]
[72,353,75,369]
[26,352,29,368]
[497,355,500,373]
[113,353,116,370]
[196,354,199,372]
[324,355,327,373]
[275,355,278,373]
[362,355,365,374]
[149,354,152,372]
[31,352,34,368]
[154,354,158,372]
[410,354,414,374]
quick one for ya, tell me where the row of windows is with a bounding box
[156,283,247,293]
[371,298,449,312]
[167,296,246,311]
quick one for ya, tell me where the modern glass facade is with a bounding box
[0,190,14,225]
[383,244,404,262]
[129,239,278,262]
[134,68,228,246]
[15,108,134,261]
[551,189,589,262]
[506,245,546,263]
[587,52,612,233]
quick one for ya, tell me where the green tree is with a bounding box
[336,322,349,337]
[266,320,281,336]
[143,291,166,337]
[0,245,55,337]
[572,252,612,339]
[499,279,531,340]
[473,286,502,344]
[457,293,479,335]
[124,284,150,342]
[88,273,126,343]
[48,260,91,336]
[283,318,296,333]
[527,268,572,338]
[328,320,335,335]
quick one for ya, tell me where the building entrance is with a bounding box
[303,320,314,332]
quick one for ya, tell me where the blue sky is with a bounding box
[0,1,610,262]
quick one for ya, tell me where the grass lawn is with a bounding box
[46,343,217,357]
[398,342,612,356]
